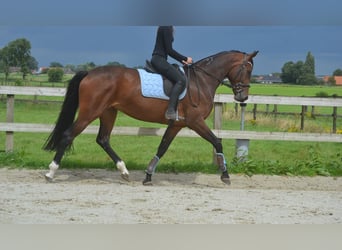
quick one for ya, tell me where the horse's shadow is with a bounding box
[42,169,226,188]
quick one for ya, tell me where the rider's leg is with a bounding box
[165,80,185,120]
[151,55,186,120]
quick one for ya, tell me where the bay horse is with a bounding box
[43,50,258,185]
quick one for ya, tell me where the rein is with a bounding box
[192,64,223,85]
[186,65,201,107]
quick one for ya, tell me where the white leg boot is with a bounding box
[45,161,59,181]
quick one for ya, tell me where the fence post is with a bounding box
[273,104,278,119]
[6,94,14,152]
[253,104,257,120]
[311,106,315,118]
[235,103,249,162]
[301,105,306,131]
[213,102,223,165]
[332,107,337,133]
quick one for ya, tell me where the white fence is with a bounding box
[1,86,342,152]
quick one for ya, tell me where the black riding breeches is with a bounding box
[151,55,186,87]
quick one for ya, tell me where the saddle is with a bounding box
[144,60,186,97]
[144,60,158,73]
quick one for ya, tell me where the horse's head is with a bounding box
[226,51,258,102]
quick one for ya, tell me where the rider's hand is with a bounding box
[182,57,193,65]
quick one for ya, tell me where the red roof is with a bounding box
[323,76,342,85]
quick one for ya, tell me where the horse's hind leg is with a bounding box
[96,108,129,181]
[45,119,91,180]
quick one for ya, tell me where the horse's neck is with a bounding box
[197,55,232,87]
[214,54,238,78]
[188,65,221,103]
[190,53,240,98]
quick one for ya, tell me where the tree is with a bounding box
[293,61,305,84]
[281,52,317,85]
[28,56,38,71]
[297,52,317,85]
[1,38,38,82]
[281,61,303,83]
[76,62,96,71]
[280,61,295,83]
[107,61,126,67]
[298,73,317,85]
[64,64,76,73]
[7,38,32,79]
[303,51,315,75]
[50,62,63,68]
[0,46,12,81]
[333,68,342,76]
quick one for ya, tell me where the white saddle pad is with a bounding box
[137,69,186,100]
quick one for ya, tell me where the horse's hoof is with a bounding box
[142,180,153,186]
[142,173,153,186]
[121,173,130,182]
[44,174,54,182]
[221,171,231,185]
[221,177,231,185]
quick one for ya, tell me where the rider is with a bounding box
[151,26,193,120]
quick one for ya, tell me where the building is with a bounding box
[323,76,342,86]
[255,74,282,84]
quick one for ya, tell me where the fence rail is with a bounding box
[214,94,342,107]
[1,122,341,142]
[214,94,342,132]
[1,86,342,152]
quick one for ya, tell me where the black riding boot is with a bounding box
[165,82,185,120]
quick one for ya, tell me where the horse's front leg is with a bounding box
[143,124,182,185]
[189,119,231,185]
[216,152,230,184]
[210,140,230,185]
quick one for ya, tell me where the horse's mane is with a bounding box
[194,50,246,66]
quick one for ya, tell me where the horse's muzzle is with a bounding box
[232,83,249,102]
[234,92,249,102]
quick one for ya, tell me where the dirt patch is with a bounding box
[1,168,341,224]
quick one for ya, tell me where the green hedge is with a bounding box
[48,68,64,82]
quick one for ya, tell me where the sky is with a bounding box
[1,0,342,75]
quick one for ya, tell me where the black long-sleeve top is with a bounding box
[152,26,187,63]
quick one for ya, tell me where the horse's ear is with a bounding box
[248,50,259,59]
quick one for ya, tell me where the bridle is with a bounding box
[227,54,253,94]
[191,53,253,94]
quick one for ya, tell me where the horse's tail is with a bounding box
[43,71,88,151]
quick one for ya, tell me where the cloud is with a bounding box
[1,0,342,25]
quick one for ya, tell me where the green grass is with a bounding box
[1,76,342,177]
[1,132,341,176]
